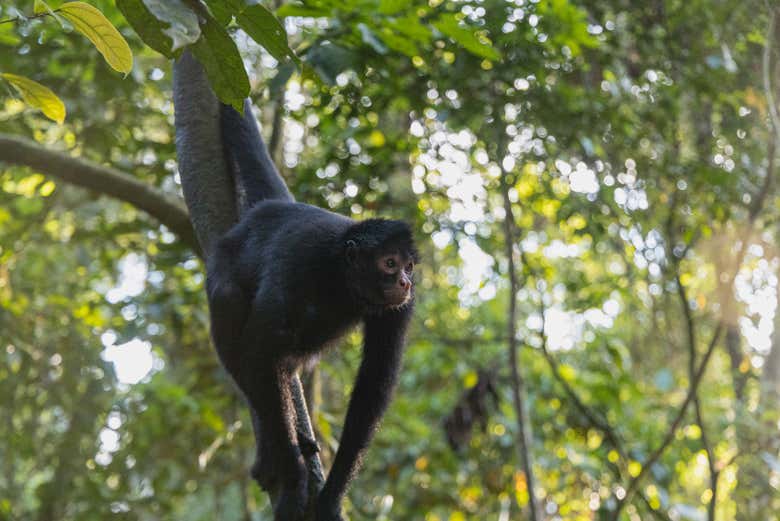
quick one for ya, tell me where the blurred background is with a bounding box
[0,0,779,520]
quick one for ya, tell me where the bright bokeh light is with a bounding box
[106,253,147,303]
[101,338,154,385]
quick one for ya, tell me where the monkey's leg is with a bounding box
[248,408,278,491]
[250,405,317,485]
[250,397,318,492]
[238,292,308,521]
[240,362,307,521]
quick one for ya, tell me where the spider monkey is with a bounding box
[206,99,417,521]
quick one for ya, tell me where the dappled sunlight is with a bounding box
[100,335,157,385]
[2,0,779,520]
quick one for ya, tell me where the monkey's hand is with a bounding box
[315,496,345,521]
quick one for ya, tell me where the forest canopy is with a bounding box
[0,1,779,520]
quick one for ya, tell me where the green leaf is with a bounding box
[432,14,500,61]
[0,23,21,46]
[117,0,174,58]
[378,0,411,15]
[389,15,432,43]
[276,4,329,18]
[191,16,249,112]
[1,73,66,123]
[58,2,134,74]
[235,4,298,65]
[33,0,50,15]
[378,27,419,57]
[140,0,201,50]
[204,0,233,26]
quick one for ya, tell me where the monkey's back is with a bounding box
[219,200,353,302]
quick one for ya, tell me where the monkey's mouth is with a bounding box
[384,288,411,308]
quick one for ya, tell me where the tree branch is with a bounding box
[676,275,719,521]
[499,167,542,521]
[0,133,200,254]
[613,322,723,518]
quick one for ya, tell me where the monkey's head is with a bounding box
[344,219,418,310]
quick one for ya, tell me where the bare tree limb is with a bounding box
[0,133,199,254]
[676,275,719,521]
[612,323,723,518]
[499,169,542,521]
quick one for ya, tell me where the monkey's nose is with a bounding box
[399,278,410,290]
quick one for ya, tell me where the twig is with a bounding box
[530,270,671,520]
[750,6,779,221]
[0,12,51,25]
[499,168,542,521]
[612,323,723,518]
[676,275,719,521]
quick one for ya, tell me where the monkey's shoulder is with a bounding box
[246,201,350,230]
[237,201,352,248]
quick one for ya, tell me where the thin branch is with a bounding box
[763,8,780,149]
[750,7,779,221]
[612,323,723,518]
[0,12,51,25]
[499,170,542,521]
[529,267,671,521]
[676,275,719,521]
[0,133,200,254]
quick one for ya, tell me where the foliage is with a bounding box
[1,1,779,521]
[0,1,132,121]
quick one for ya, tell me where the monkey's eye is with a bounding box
[385,258,396,269]
[405,262,414,273]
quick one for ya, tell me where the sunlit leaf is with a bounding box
[368,130,386,148]
[433,14,500,61]
[1,73,66,123]
[377,28,419,57]
[378,0,410,15]
[0,23,21,45]
[33,0,50,15]
[58,2,133,74]
[558,363,576,382]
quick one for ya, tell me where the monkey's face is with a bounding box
[374,251,414,308]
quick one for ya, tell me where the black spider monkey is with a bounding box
[206,99,417,521]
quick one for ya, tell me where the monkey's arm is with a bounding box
[316,306,413,520]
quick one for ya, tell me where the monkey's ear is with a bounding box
[345,240,358,265]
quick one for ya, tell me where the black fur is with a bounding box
[208,105,416,521]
